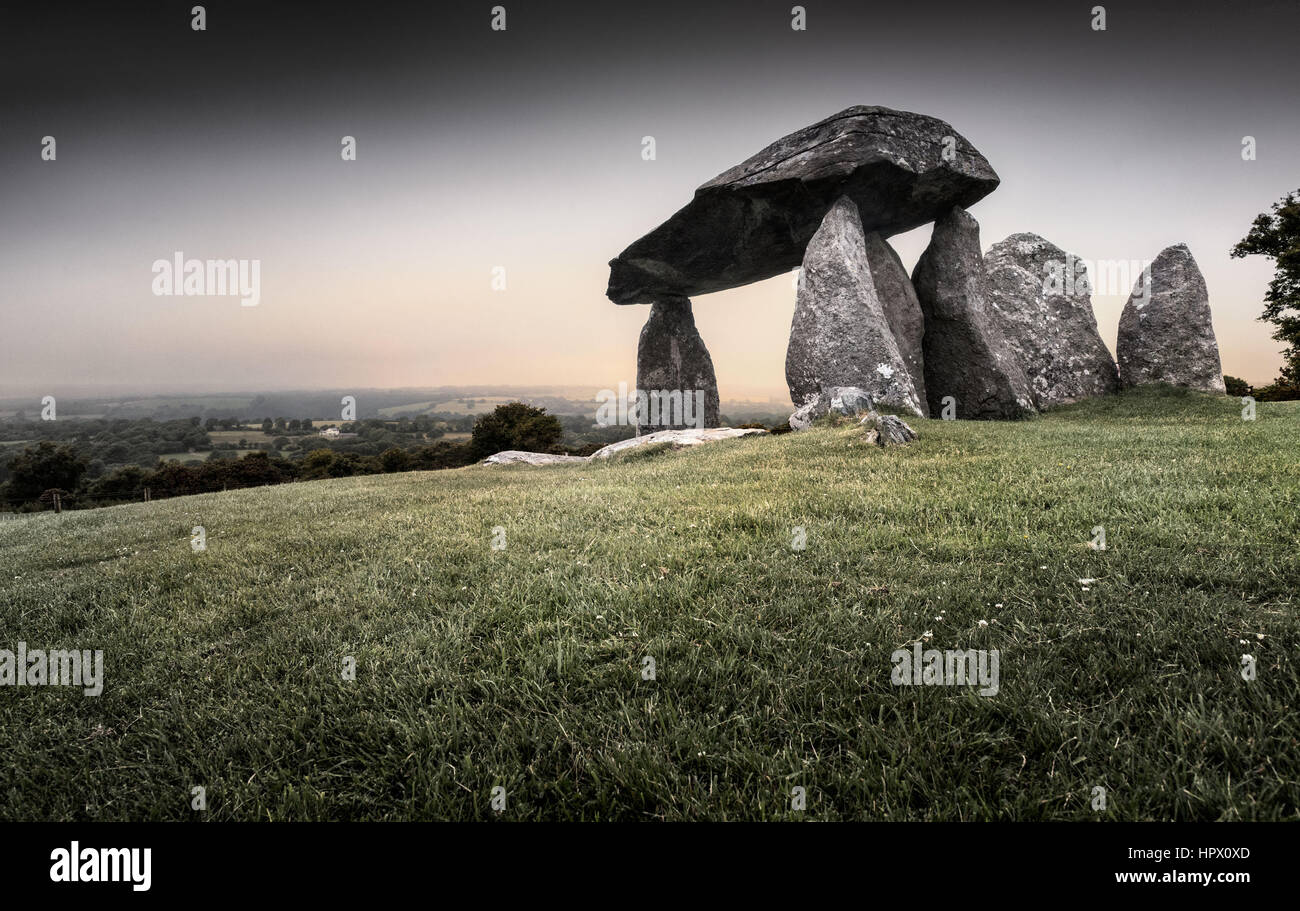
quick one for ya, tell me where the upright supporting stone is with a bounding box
[912,207,1036,420]
[863,231,928,414]
[635,297,721,434]
[785,197,924,417]
[1116,244,1225,393]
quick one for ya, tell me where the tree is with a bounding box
[379,447,412,472]
[1231,190,1300,389]
[1223,375,1251,397]
[86,465,145,503]
[300,449,338,480]
[4,442,88,504]
[470,402,563,457]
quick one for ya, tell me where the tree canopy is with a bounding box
[1231,189,1300,388]
[471,402,563,458]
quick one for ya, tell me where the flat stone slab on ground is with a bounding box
[481,451,590,466]
[589,427,767,460]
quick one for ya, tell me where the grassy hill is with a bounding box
[2,387,1297,820]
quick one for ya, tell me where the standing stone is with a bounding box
[863,231,928,413]
[785,197,924,417]
[984,233,1119,409]
[912,207,1036,419]
[1116,245,1226,393]
[635,297,721,434]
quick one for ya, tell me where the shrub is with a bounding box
[379,448,412,472]
[1223,375,1252,397]
[1253,380,1300,402]
[471,403,563,458]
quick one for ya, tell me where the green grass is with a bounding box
[1,387,1297,821]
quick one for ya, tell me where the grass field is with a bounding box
[1,387,1297,820]
[428,395,521,415]
[377,400,440,417]
[158,449,282,463]
[206,430,262,445]
[157,452,210,463]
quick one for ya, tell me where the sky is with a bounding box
[1,0,1297,402]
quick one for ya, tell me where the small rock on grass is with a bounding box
[860,411,919,447]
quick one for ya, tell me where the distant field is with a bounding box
[377,401,439,417]
[430,396,527,415]
[207,430,263,445]
[116,397,252,413]
[2,387,1296,820]
[157,451,210,463]
[0,413,106,421]
[380,395,595,417]
[158,450,276,463]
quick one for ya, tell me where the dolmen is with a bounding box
[605,105,1226,427]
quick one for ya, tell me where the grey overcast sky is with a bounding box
[1,0,1297,400]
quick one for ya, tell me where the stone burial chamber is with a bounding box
[605,105,1224,429]
[606,105,1001,306]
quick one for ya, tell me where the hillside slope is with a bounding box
[2,387,1297,820]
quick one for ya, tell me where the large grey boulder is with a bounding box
[912,207,1036,419]
[785,197,924,417]
[635,297,721,434]
[607,106,1000,305]
[1116,245,1226,393]
[984,233,1119,409]
[863,231,928,413]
